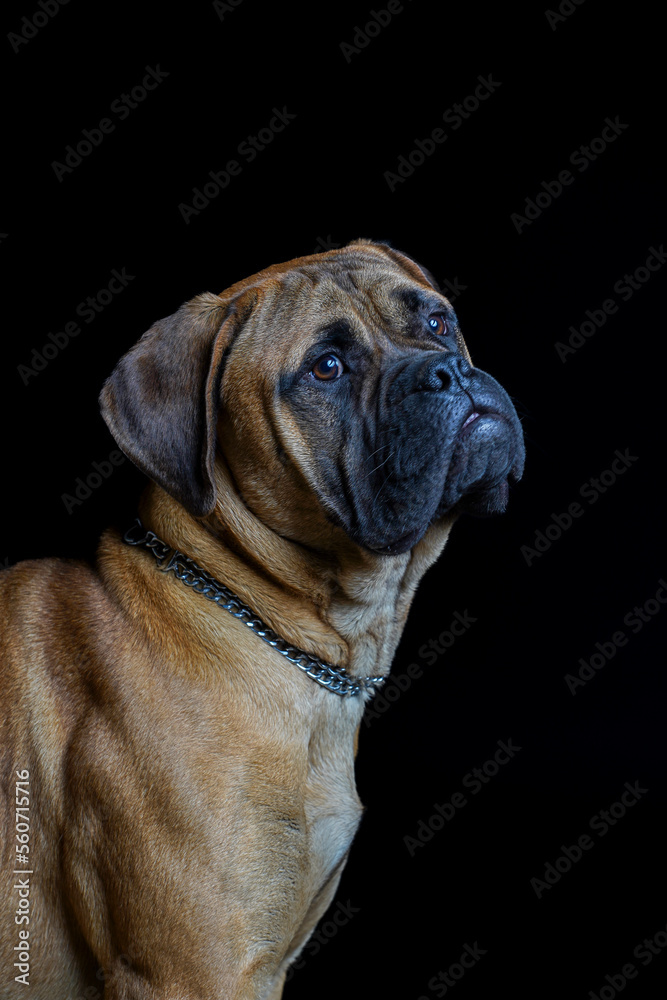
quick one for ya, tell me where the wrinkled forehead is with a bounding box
[229,248,447,361]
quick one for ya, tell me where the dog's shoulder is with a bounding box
[0,555,110,633]
[0,556,122,723]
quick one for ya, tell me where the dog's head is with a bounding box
[100,240,524,555]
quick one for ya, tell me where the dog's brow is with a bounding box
[392,287,448,315]
[317,317,353,333]
[394,288,425,312]
[312,319,357,346]
[291,320,364,369]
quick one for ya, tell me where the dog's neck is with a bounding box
[134,472,456,683]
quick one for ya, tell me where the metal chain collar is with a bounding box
[122,518,386,699]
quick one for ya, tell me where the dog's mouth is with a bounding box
[367,400,523,554]
[308,366,525,557]
[460,409,481,432]
[458,401,509,436]
[441,398,524,518]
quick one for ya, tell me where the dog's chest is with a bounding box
[304,764,362,884]
[301,722,364,887]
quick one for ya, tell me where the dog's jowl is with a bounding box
[0,240,524,999]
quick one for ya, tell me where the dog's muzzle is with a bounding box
[353,350,525,553]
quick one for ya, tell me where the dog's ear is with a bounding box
[99,290,254,517]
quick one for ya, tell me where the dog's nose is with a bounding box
[413,352,472,393]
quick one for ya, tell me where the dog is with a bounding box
[0,239,524,999]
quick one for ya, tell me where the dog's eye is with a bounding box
[427,314,448,336]
[312,354,344,381]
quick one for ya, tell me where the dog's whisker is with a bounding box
[371,471,393,509]
[365,443,394,462]
[365,452,394,478]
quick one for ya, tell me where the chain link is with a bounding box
[122,519,385,699]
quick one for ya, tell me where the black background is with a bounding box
[2,1,665,997]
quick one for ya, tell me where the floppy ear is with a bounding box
[99,290,253,517]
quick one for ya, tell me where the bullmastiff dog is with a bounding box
[0,239,524,999]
